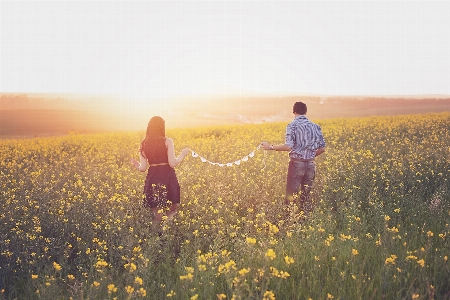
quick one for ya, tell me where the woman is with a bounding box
[131,116,189,228]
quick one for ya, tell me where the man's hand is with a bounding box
[260,142,272,150]
[315,147,326,157]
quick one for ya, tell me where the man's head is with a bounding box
[293,102,307,115]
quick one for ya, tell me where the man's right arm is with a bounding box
[315,147,325,157]
[271,144,292,151]
[260,142,291,151]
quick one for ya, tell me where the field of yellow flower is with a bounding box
[1,112,450,299]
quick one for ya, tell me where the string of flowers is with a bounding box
[189,145,266,170]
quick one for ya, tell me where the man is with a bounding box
[260,102,326,213]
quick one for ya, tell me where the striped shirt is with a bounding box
[284,115,326,160]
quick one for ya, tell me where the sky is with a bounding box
[1,1,450,105]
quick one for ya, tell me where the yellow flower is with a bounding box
[340,233,352,241]
[180,273,194,281]
[284,255,294,265]
[417,259,425,267]
[352,248,359,256]
[125,285,134,294]
[93,281,100,287]
[190,294,198,300]
[31,274,38,279]
[53,262,62,271]
[246,237,257,244]
[269,223,279,234]
[327,293,334,299]
[95,259,108,268]
[167,290,176,297]
[412,294,419,299]
[270,267,279,277]
[216,294,227,300]
[137,287,146,297]
[265,249,276,260]
[232,277,240,286]
[325,234,334,246]
[125,262,137,273]
[385,255,397,265]
[427,231,433,237]
[67,274,75,280]
[444,256,448,261]
[387,227,399,233]
[238,268,250,276]
[108,284,117,294]
[384,215,391,221]
[134,276,143,285]
[263,290,275,300]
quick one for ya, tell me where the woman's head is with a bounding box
[146,116,165,138]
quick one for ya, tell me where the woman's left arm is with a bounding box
[166,138,189,168]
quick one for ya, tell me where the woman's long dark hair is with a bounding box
[141,116,166,161]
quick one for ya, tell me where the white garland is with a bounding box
[190,145,264,168]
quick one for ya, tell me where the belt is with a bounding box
[290,157,315,162]
[149,163,169,167]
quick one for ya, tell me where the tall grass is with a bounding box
[1,113,449,299]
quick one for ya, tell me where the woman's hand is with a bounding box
[130,158,140,169]
[130,158,140,170]
[181,148,190,157]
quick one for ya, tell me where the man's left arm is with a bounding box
[315,125,326,157]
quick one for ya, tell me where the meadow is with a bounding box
[1,112,449,299]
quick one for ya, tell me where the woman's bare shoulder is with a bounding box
[165,137,174,145]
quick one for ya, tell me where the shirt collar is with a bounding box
[294,115,308,120]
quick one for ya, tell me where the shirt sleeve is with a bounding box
[285,123,295,148]
[316,125,326,148]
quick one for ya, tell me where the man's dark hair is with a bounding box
[293,102,307,115]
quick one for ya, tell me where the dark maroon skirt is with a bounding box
[143,165,180,208]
